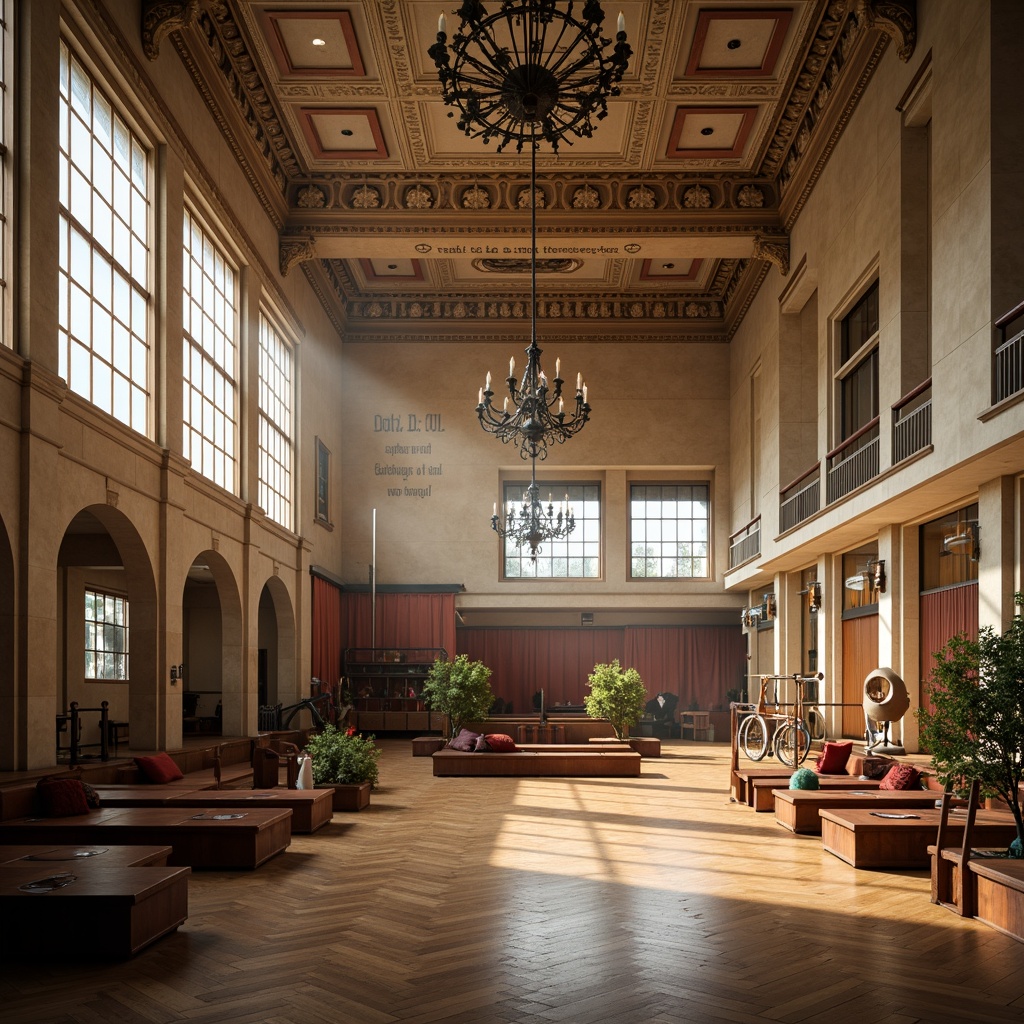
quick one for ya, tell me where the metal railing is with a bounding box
[728,515,761,570]
[892,378,932,464]
[826,418,879,504]
[779,463,820,532]
[994,300,1024,404]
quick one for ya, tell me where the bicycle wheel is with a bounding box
[773,721,811,766]
[740,714,770,761]
[806,707,827,742]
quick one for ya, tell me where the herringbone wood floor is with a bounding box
[2,739,1023,1023]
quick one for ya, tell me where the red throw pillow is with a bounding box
[878,763,920,791]
[815,740,853,775]
[484,733,517,752]
[134,752,184,784]
[36,778,91,817]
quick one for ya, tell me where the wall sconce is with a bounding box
[807,582,822,613]
[763,593,777,620]
[741,607,762,629]
[845,559,886,594]
[170,664,184,685]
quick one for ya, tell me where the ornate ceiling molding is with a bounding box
[141,0,198,61]
[281,237,318,277]
[753,235,791,277]
[853,0,917,62]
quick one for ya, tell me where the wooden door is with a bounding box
[841,613,878,738]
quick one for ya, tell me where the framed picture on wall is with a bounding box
[315,437,332,527]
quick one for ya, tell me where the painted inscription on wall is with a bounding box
[373,413,444,499]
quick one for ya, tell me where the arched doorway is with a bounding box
[181,551,244,737]
[56,505,159,755]
[258,575,297,718]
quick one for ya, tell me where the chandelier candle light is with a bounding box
[491,457,575,558]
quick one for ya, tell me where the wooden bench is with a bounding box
[0,806,292,869]
[586,736,661,756]
[91,785,334,834]
[771,788,938,832]
[969,859,1024,944]
[749,776,881,812]
[432,749,642,777]
[820,806,1019,869]
[0,844,173,867]
[0,859,189,959]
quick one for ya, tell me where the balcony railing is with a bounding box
[892,378,932,464]
[728,515,760,570]
[826,418,880,504]
[994,300,1024,404]
[779,463,820,532]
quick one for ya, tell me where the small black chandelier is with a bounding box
[428,1,631,153]
[492,459,575,558]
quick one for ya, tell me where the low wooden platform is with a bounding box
[0,844,172,867]
[0,806,292,869]
[971,858,1024,944]
[587,736,661,756]
[820,807,1019,869]
[773,789,938,832]
[0,860,189,958]
[750,776,881,812]
[432,749,642,777]
[92,786,333,834]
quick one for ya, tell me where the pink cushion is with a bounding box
[36,779,91,817]
[484,733,517,752]
[815,740,853,775]
[134,752,184,784]
[878,763,920,791]
[447,729,480,752]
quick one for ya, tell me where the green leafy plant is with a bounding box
[304,725,380,788]
[584,660,647,741]
[918,594,1024,856]
[422,654,494,739]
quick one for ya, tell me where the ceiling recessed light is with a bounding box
[312,37,327,47]
[700,126,714,136]
[662,263,674,269]
[341,129,354,137]
[727,38,741,50]
[387,264,398,270]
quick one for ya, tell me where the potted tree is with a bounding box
[303,725,381,811]
[918,594,1024,857]
[422,654,494,741]
[584,660,647,742]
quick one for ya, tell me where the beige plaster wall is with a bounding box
[339,339,736,614]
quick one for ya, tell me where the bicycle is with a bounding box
[738,673,824,765]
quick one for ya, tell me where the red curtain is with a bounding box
[457,628,625,712]
[311,575,342,688]
[623,626,747,709]
[341,592,456,659]
[919,582,978,715]
[457,625,746,714]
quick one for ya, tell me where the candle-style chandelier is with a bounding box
[428,1,632,154]
[429,2,630,461]
[492,458,575,558]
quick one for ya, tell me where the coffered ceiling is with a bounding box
[145,0,916,343]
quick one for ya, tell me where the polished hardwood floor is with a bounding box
[2,739,1023,1023]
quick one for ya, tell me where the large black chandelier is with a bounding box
[428,1,631,153]
[492,458,575,558]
